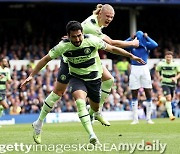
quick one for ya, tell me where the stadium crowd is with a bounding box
[0,40,179,119]
[0,8,180,118]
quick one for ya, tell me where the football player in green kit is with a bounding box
[21,21,144,145]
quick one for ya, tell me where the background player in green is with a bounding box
[0,57,12,117]
[21,21,145,145]
[156,51,180,120]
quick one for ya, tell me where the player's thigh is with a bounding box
[57,58,71,84]
[102,65,113,81]
[129,71,141,90]
[141,70,152,89]
[86,78,101,103]
[69,77,87,100]
[53,81,68,96]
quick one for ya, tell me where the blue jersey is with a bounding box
[126,31,158,65]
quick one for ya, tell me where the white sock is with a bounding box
[132,99,138,121]
[146,100,152,121]
[35,119,43,129]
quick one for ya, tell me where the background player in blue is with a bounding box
[125,31,158,124]
[21,21,145,145]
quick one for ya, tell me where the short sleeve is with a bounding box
[6,68,11,80]
[48,41,66,59]
[92,35,107,50]
[176,62,180,72]
[156,61,162,72]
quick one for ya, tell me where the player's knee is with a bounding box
[94,106,99,112]
[159,96,166,103]
[166,96,171,102]
[53,89,64,97]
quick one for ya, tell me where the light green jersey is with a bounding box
[156,59,180,87]
[0,66,11,90]
[62,15,105,63]
[81,15,106,39]
[49,34,106,81]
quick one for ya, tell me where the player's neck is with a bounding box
[0,65,5,69]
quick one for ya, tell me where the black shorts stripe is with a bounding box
[44,101,53,109]
[0,81,6,85]
[162,74,176,78]
[102,89,110,94]
[69,58,95,68]
[71,71,98,80]
[79,114,89,119]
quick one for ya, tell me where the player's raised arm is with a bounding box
[103,34,139,48]
[20,54,52,88]
[105,43,146,64]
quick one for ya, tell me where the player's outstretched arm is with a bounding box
[105,44,145,64]
[20,54,52,88]
[171,72,180,83]
[103,35,139,48]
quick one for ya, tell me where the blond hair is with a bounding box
[93,4,103,15]
[93,4,114,15]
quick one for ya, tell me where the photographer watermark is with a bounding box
[0,140,166,153]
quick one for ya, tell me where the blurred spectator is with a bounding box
[9,101,21,115]
[116,57,130,75]
[0,54,179,118]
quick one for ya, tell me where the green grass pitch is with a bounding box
[0,118,180,154]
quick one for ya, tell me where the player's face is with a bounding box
[165,54,173,63]
[2,59,8,67]
[99,9,114,27]
[68,30,83,47]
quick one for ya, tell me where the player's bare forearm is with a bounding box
[155,71,162,81]
[20,54,52,88]
[103,35,139,48]
[30,54,52,77]
[106,45,145,64]
[171,73,180,82]
[176,73,180,80]
[112,38,139,48]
